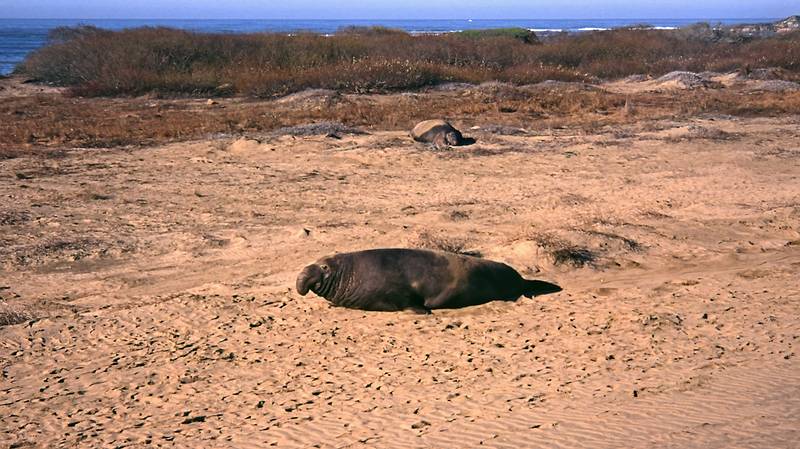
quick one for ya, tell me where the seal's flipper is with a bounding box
[522,280,562,298]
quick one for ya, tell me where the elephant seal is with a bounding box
[296,248,561,313]
[411,120,467,147]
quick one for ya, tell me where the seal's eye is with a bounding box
[320,264,329,273]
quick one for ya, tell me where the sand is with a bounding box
[1,114,799,448]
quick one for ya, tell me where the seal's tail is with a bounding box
[522,280,562,298]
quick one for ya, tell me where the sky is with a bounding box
[0,0,797,20]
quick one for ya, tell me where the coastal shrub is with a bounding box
[536,29,707,77]
[46,25,110,44]
[17,25,800,97]
[227,59,451,97]
[458,28,540,44]
[336,25,409,36]
[722,31,800,72]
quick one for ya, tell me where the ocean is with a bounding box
[0,18,780,75]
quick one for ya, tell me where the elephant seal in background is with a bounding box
[296,248,561,313]
[411,120,469,147]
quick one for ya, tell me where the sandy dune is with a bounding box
[2,115,799,448]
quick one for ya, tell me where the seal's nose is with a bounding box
[296,264,322,295]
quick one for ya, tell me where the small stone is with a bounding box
[411,420,431,429]
[181,415,206,424]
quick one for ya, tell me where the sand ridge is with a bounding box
[1,115,799,448]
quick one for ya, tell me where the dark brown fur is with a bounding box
[296,248,561,313]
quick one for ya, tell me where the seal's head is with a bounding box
[296,260,333,295]
[444,130,462,146]
[432,130,462,148]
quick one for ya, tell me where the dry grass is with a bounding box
[0,303,36,326]
[412,231,482,257]
[16,26,800,97]
[531,232,599,268]
[0,85,622,149]
[271,122,368,137]
[1,84,799,151]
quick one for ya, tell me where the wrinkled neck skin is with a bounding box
[314,257,355,305]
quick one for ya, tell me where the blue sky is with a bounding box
[1,0,796,19]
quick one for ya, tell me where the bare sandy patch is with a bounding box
[1,115,799,448]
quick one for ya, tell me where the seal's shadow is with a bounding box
[459,136,477,146]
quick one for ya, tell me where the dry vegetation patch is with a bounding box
[0,304,35,327]
[528,232,599,268]
[15,25,800,97]
[411,230,483,257]
[271,122,368,137]
[3,82,798,151]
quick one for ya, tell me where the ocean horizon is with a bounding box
[0,17,782,75]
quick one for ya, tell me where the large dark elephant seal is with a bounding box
[296,248,561,313]
[411,120,467,147]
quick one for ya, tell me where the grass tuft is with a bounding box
[413,231,482,257]
[0,304,36,327]
[532,232,599,268]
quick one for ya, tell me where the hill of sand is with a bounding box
[1,114,799,448]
